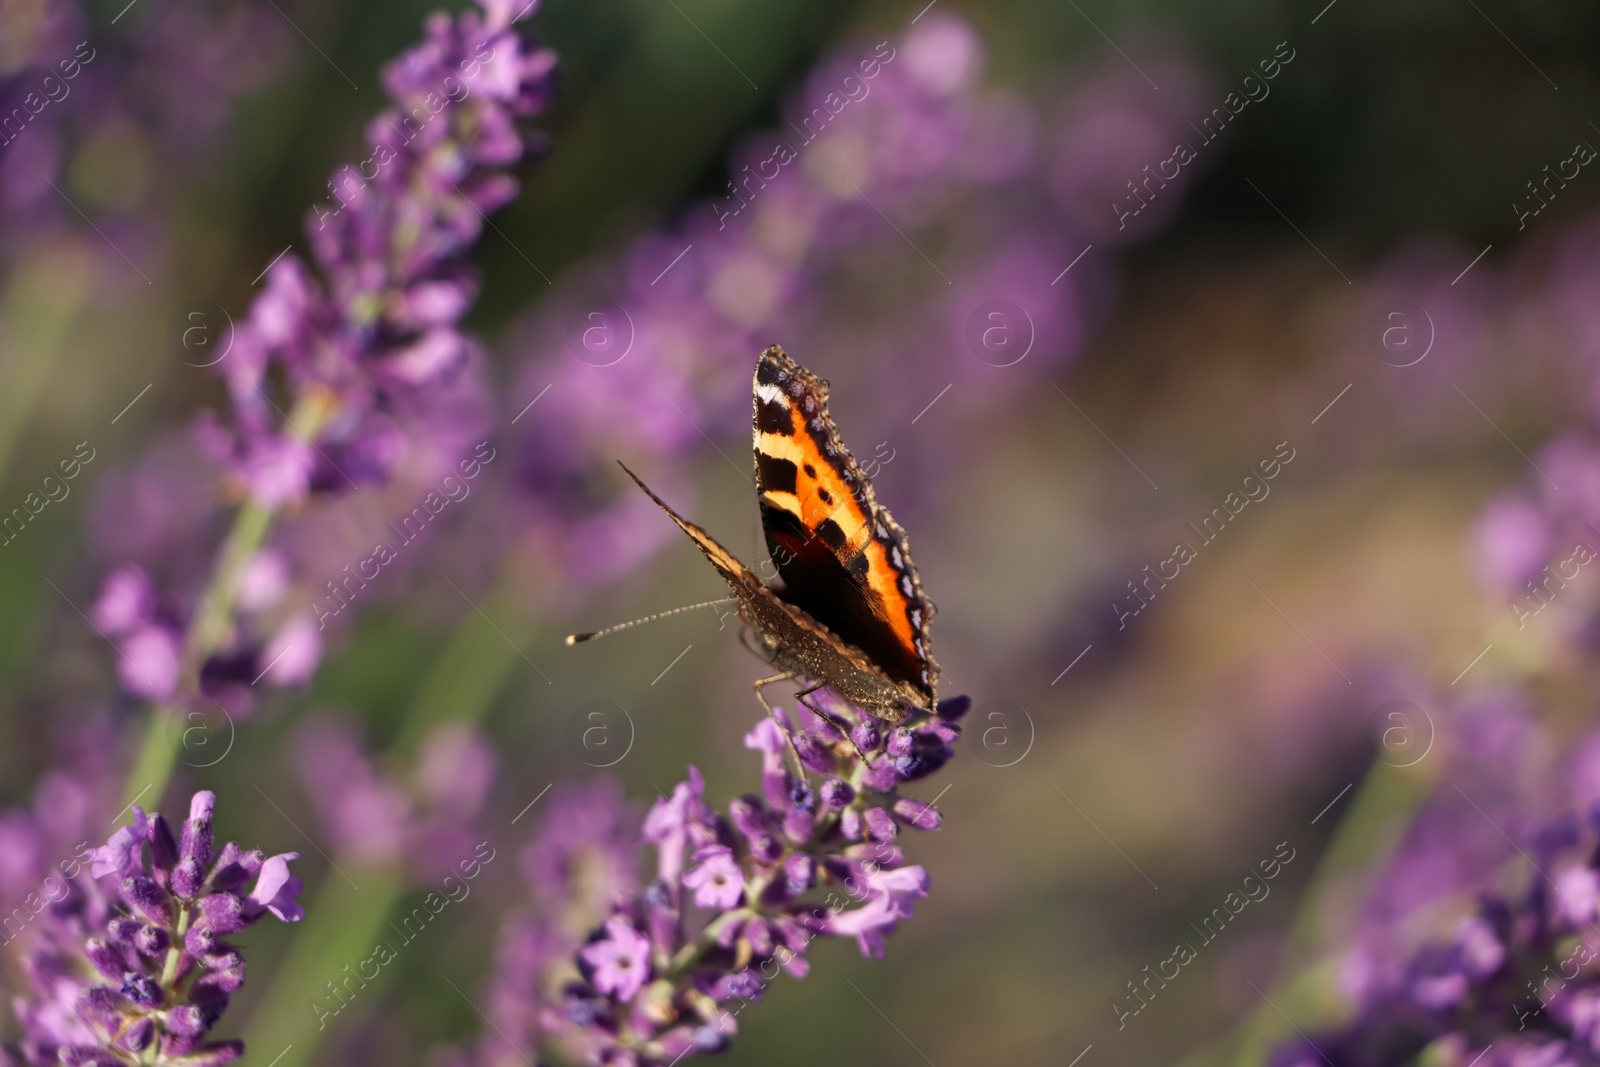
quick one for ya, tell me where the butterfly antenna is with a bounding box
[565,598,738,645]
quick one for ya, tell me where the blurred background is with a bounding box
[5,0,1600,1063]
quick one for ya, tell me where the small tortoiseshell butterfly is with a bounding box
[611,346,938,723]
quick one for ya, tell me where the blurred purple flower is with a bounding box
[199,0,553,507]
[88,0,556,709]
[4,791,301,1066]
[1270,697,1600,1066]
[292,715,497,883]
[475,778,642,1067]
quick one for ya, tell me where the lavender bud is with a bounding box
[84,938,124,981]
[728,795,768,838]
[133,924,170,957]
[121,877,171,926]
[149,815,179,873]
[785,853,815,894]
[793,733,836,775]
[819,778,855,810]
[841,808,863,842]
[172,857,205,899]
[186,922,217,958]
[199,891,246,935]
[937,695,972,720]
[863,807,899,842]
[747,833,784,864]
[166,1004,205,1037]
[861,757,900,793]
[892,798,942,830]
[850,720,880,753]
[782,804,814,845]
[743,916,773,956]
[116,1014,157,1052]
[61,1049,125,1067]
[179,791,217,870]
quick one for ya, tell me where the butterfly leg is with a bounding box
[752,672,806,779]
[792,684,868,762]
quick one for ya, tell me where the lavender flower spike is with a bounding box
[96,0,558,722]
[1271,799,1600,1064]
[5,791,302,1066]
[478,693,968,1067]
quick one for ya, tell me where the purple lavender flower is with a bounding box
[1270,819,1600,1066]
[88,0,556,709]
[4,791,302,1066]
[474,693,970,1067]
[580,917,653,1002]
[198,0,553,508]
[1267,699,1600,1066]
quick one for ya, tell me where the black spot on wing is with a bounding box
[815,518,848,552]
[756,398,793,436]
[817,487,833,505]
[803,462,816,477]
[757,453,798,494]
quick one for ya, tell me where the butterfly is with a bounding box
[607,346,938,724]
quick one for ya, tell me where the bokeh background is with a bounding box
[5,0,1600,1063]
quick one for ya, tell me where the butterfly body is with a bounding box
[620,345,938,723]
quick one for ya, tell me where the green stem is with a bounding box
[665,909,752,978]
[120,393,335,811]
[160,905,193,988]
[181,499,273,688]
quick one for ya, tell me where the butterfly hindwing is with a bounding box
[751,347,937,703]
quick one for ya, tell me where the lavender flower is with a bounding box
[89,0,556,712]
[1265,696,1600,1066]
[1271,815,1600,1066]
[477,693,967,1067]
[4,791,303,1066]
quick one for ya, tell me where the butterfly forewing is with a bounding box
[750,347,937,702]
